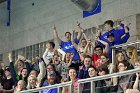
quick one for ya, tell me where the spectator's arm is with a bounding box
[37,59,46,83]
[8,53,18,85]
[77,22,83,40]
[24,60,31,75]
[133,73,139,89]
[96,37,109,53]
[42,48,50,65]
[52,24,61,45]
[71,30,78,50]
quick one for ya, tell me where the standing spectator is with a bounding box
[99,20,128,43]
[43,41,55,65]
[52,22,82,61]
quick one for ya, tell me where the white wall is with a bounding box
[0,0,140,63]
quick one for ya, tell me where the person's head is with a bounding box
[134,59,140,69]
[28,75,37,86]
[107,33,115,43]
[4,68,11,77]
[116,51,126,62]
[29,70,38,77]
[16,80,26,91]
[65,52,72,62]
[94,45,103,56]
[88,66,97,77]
[21,68,28,78]
[84,55,92,68]
[53,54,60,64]
[0,62,5,69]
[104,20,114,31]
[46,64,55,72]
[46,41,55,50]
[118,61,129,72]
[65,32,71,41]
[17,60,24,69]
[47,71,56,85]
[68,67,77,80]
[98,65,109,76]
[100,54,110,65]
[81,38,87,48]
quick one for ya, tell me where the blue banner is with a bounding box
[83,0,101,18]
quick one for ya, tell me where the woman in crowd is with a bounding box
[62,67,78,93]
[14,80,26,92]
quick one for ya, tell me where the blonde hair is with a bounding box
[27,75,37,89]
[127,46,138,63]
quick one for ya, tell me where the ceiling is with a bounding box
[0,0,6,4]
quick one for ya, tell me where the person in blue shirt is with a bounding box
[99,20,129,43]
[41,71,58,93]
[97,25,130,62]
[52,23,82,61]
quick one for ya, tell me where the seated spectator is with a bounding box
[126,59,140,93]
[27,75,38,89]
[40,63,61,86]
[97,65,118,93]
[91,45,107,68]
[82,66,98,93]
[127,46,138,64]
[115,51,133,72]
[62,67,78,93]
[78,55,92,79]
[0,67,14,93]
[14,80,26,92]
[117,61,133,92]
[41,71,58,93]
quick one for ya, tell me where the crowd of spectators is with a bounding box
[0,19,140,93]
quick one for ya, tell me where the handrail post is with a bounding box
[78,83,82,93]
[91,81,95,93]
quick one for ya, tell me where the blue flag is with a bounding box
[83,0,101,18]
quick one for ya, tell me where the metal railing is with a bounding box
[19,68,140,93]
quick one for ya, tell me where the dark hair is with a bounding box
[65,32,71,36]
[84,55,92,60]
[98,65,109,74]
[81,38,86,41]
[94,45,103,51]
[48,41,55,48]
[67,67,78,81]
[88,66,97,71]
[104,20,114,27]
[118,60,129,69]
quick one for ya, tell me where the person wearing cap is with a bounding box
[41,71,58,93]
[98,20,129,43]
[52,22,83,61]
[97,25,130,62]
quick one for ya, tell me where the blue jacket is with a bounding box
[41,82,58,93]
[99,28,125,43]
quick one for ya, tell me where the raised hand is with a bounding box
[8,52,12,62]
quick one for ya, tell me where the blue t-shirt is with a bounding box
[41,82,58,93]
[99,28,125,43]
[60,38,80,61]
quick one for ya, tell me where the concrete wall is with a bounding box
[0,0,140,64]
